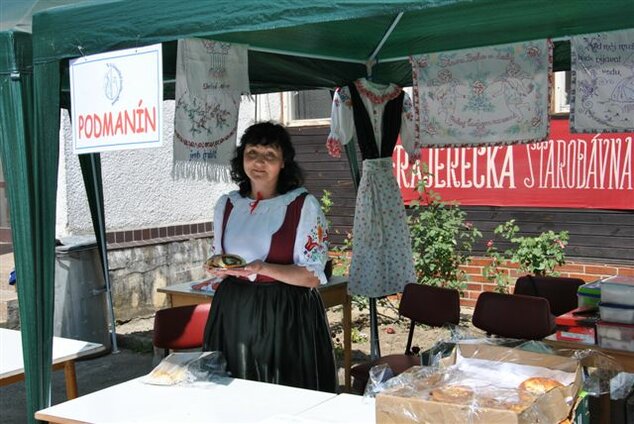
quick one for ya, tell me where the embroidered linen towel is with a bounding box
[571,28,634,133]
[174,38,250,181]
[410,39,551,147]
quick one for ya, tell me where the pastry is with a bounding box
[478,395,532,412]
[146,367,187,385]
[430,385,474,404]
[206,254,246,269]
[518,377,563,400]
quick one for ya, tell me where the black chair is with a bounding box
[350,283,461,393]
[472,292,556,340]
[514,275,585,317]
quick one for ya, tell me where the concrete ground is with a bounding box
[0,346,155,424]
[1,252,155,423]
[1,315,158,424]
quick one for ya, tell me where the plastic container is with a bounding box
[55,235,111,350]
[577,281,601,308]
[601,275,634,306]
[599,302,634,325]
[597,321,634,352]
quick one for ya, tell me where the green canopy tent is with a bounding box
[1,0,632,421]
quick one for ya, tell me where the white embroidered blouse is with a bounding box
[212,187,330,284]
[326,78,419,159]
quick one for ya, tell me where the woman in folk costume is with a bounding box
[203,122,337,393]
[327,78,419,298]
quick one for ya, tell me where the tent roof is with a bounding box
[26,0,634,95]
[0,0,89,32]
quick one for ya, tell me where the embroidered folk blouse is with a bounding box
[211,187,330,284]
[327,78,419,159]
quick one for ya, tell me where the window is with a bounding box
[552,71,570,114]
[284,89,332,126]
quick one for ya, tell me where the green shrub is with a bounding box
[408,172,481,291]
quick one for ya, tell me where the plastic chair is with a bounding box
[152,303,211,357]
[350,283,461,393]
[472,292,555,340]
[514,275,585,317]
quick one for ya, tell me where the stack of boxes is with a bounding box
[597,276,634,352]
[555,281,601,344]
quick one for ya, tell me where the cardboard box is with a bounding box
[376,344,582,424]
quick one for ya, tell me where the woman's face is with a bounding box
[243,143,284,189]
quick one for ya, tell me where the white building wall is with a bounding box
[56,94,284,236]
[55,98,253,235]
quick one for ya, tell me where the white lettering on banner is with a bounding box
[394,136,632,191]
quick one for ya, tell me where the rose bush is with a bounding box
[484,219,569,293]
[408,173,481,291]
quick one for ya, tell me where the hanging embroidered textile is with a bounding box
[327,79,417,298]
[410,39,551,147]
[173,38,250,181]
[571,28,634,133]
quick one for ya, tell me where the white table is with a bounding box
[0,328,105,399]
[35,377,338,423]
[158,276,353,391]
[296,393,375,423]
[257,393,375,424]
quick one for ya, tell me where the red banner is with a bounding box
[394,119,633,210]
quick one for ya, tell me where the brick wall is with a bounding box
[460,258,634,308]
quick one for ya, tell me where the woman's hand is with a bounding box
[203,260,265,279]
[221,260,265,278]
[203,262,232,278]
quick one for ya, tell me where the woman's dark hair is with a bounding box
[231,122,304,196]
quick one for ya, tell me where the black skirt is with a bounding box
[203,277,338,393]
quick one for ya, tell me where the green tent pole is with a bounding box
[0,31,51,424]
[78,153,119,352]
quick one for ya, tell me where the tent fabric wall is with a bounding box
[0,30,54,423]
[1,0,632,421]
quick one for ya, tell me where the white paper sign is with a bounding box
[70,44,163,154]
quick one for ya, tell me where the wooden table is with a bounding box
[543,336,634,372]
[0,328,105,399]
[35,376,339,423]
[158,275,353,391]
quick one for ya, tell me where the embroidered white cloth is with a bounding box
[348,158,416,297]
[410,39,551,147]
[212,188,330,284]
[571,28,634,133]
[174,38,250,181]
[326,78,418,158]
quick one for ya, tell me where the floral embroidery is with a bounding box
[303,219,328,262]
[354,79,402,104]
[337,88,352,105]
[326,136,342,158]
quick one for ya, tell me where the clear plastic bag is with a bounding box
[373,343,582,424]
[143,351,229,386]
